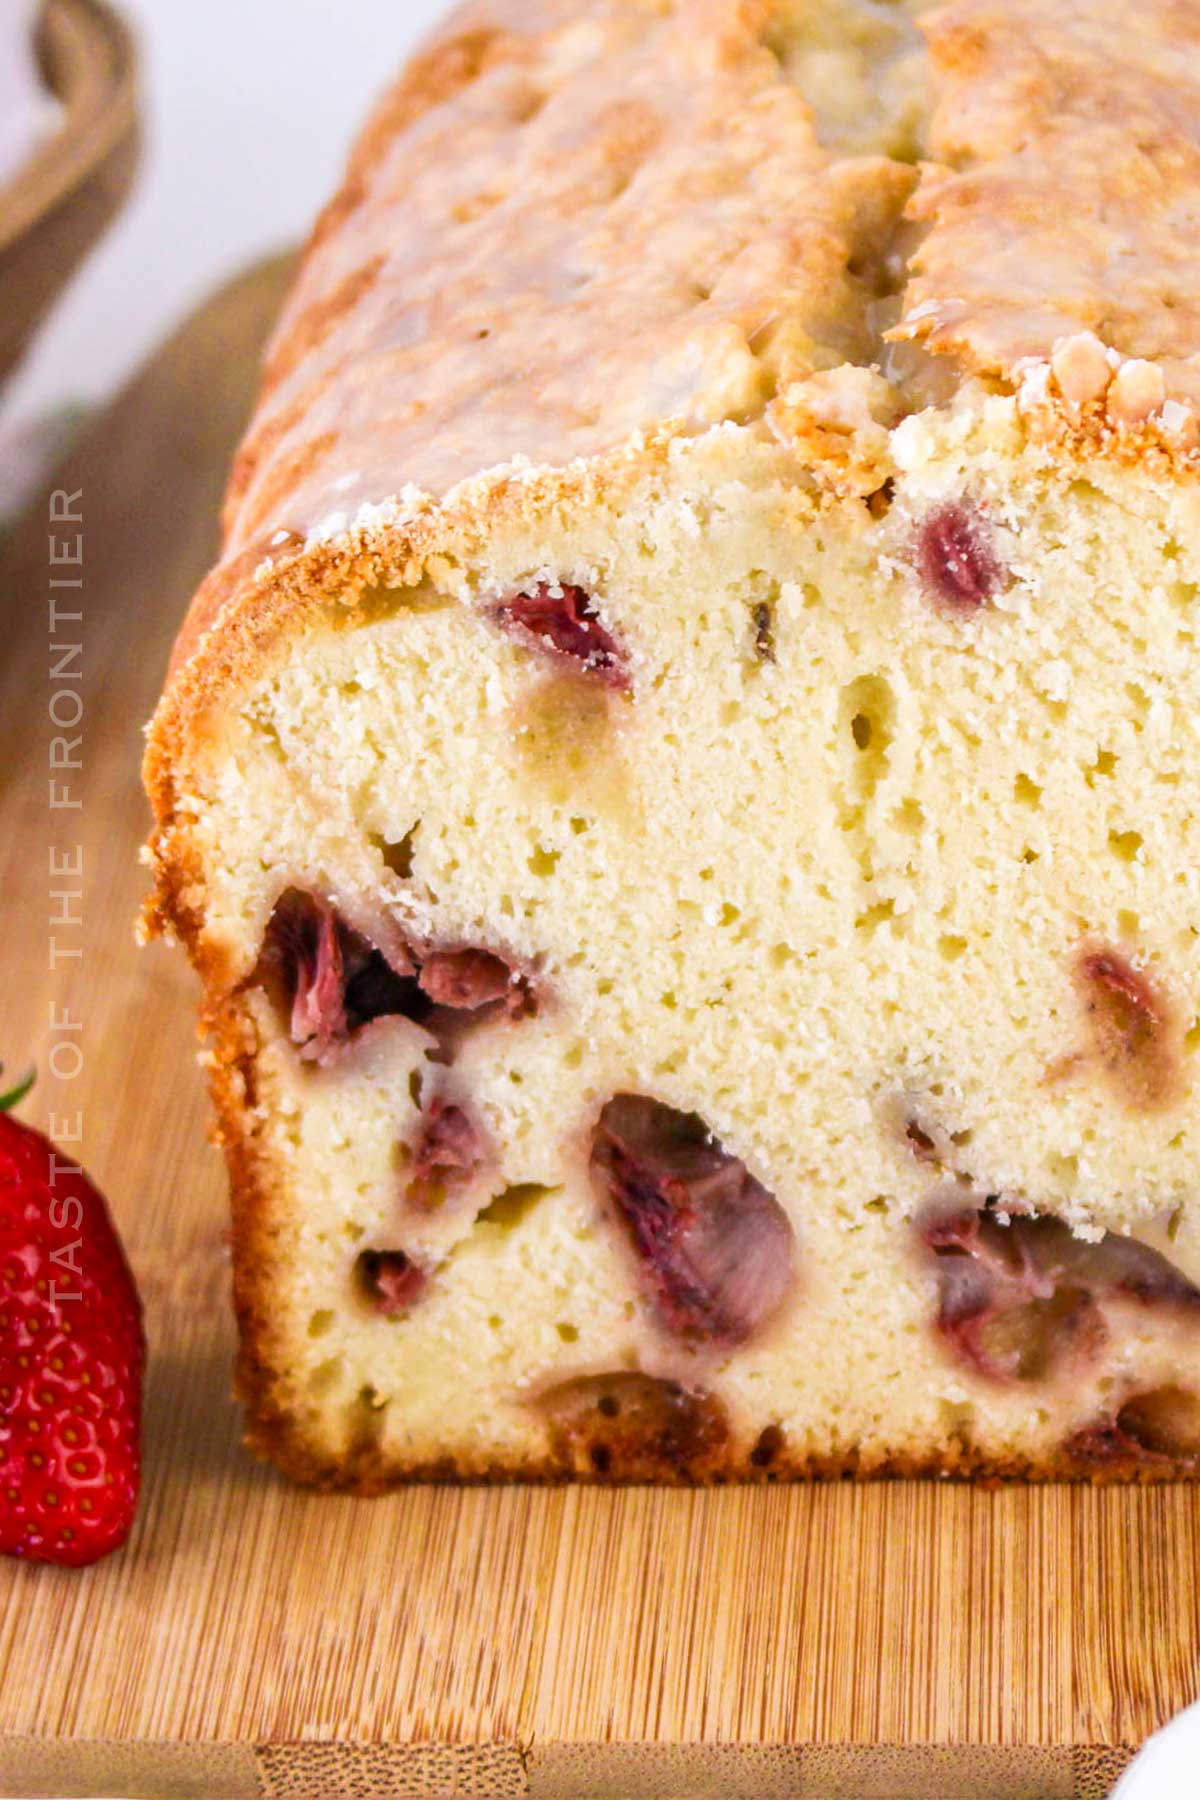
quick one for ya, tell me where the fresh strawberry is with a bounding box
[0,1071,144,1566]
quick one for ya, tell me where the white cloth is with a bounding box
[1113,1700,1200,1797]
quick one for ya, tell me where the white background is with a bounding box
[3,0,448,431]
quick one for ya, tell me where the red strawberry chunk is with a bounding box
[260,891,537,1060]
[419,948,533,1017]
[1076,945,1178,1110]
[536,1371,729,1477]
[289,896,347,1051]
[357,1249,427,1315]
[590,1094,795,1345]
[1068,1384,1200,1468]
[920,1198,1200,1382]
[0,1118,143,1566]
[494,583,629,687]
[262,891,415,1059]
[915,501,1004,612]
[405,1096,487,1211]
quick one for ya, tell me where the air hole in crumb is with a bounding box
[597,1393,621,1418]
[408,1068,423,1108]
[866,479,895,520]
[939,1399,976,1443]
[856,898,896,934]
[590,1443,613,1472]
[1046,1150,1080,1190]
[1014,774,1042,807]
[309,1357,343,1395]
[1109,829,1144,862]
[752,600,775,661]
[556,1322,579,1343]
[476,1183,555,1231]
[307,1310,335,1339]
[370,823,419,879]
[903,1112,939,1162]
[841,674,895,799]
[938,934,968,962]
[1086,748,1117,785]
[1116,1385,1200,1457]
[528,844,561,876]
[1118,910,1140,940]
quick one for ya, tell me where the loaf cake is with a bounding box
[143,0,1200,1485]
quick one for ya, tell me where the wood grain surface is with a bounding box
[0,257,1191,1799]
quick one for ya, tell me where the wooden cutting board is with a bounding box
[0,257,1193,1800]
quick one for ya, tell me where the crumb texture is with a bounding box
[143,0,1200,1487]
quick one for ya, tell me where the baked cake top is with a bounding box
[218,0,1200,567]
[905,0,1200,397]
[149,0,1200,740]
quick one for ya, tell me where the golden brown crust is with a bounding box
[144,0,1200,1489]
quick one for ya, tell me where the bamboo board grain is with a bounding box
[0,257,1194,1800]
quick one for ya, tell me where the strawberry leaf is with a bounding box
[0,1066,35,1113]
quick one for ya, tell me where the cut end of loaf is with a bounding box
[142,0,1200,1485]
[148,405,1200,1486]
